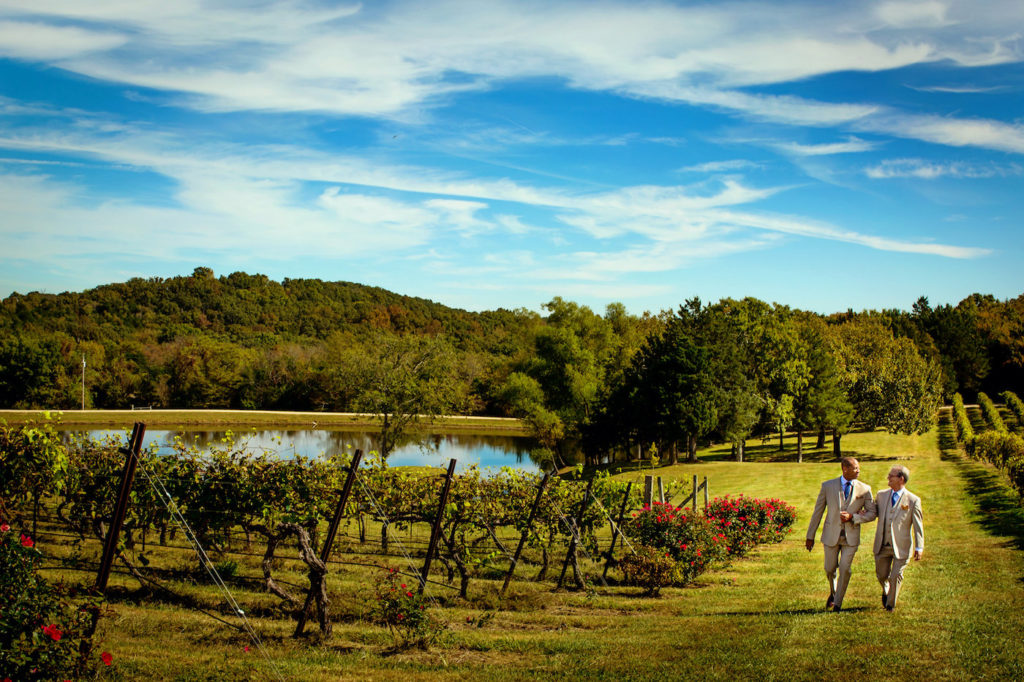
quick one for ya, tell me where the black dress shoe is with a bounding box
[832,605,842,613]
[882,591,888,607]
[885,605,894,612]
[826,595,835,610]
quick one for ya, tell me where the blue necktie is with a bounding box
[843,481,851,500]
[891,493,898,508]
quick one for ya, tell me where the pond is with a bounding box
[61,427,549,473]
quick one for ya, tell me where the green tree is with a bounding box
[791,316,851,461]
[348,334,467,458]
[164,336,255,408]
[832,319,942,454]
[689,300,759,462]
[506,298,618,465]
[0,335,65,408]
[622,304,717,464]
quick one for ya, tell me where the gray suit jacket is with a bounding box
[873,488,924,560]
[806,477,876,546]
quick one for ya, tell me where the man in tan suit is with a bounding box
[873,465,924,611]
[806,457,876,612]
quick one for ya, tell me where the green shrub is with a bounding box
[625,502,725,586]
[706,495,797,557]
[972,431,1024,469]
[213,559,239,579]
[952,393,975,450]
[1000,391,1024,428]
[1005,456,1024,495]
[369,566,447,650]
[618,545,679,596]
[0,524,109,680]
[978,392,1008,434]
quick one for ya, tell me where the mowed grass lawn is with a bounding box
[67,415,1024,680]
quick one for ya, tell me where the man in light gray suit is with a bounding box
[806,457,876,612]
[873,465,924,611]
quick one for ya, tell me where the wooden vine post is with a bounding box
[294,449,363,638]
[500,470,552,597]
[602,481,633,580]
[82,422,146,648]
[419,458,457,594]
[557,476,595,589]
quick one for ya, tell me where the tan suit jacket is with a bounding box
[873,488,924,560]
[806,477,876,546]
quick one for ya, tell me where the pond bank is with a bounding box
[0,409,530,436]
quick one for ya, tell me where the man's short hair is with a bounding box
[840,457,857,468]
[891,465,910,483]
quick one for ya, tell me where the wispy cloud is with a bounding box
[678,159,762,173]
[722,210,990,258]
[534,238,784,281]
[0,0,1015,308]
[0,1,1020,156]
[0,20,125,60]
[771,137,879,156]
[908,84,1007,93]
[0,120,989,285]
[874,1,951,29]
[865,158,1023,179]
[865,113,1024,154]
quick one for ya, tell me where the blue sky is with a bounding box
[1,0,1022,315]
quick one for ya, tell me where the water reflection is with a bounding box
[63,427,546,473]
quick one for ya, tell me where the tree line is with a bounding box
[1,268,1022,462]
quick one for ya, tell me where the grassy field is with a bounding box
[24,413,1024,680]
[0,408,529,435]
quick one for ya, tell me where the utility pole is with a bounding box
[81,355,86,410]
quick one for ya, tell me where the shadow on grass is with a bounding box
[590,429,906,478]
[938,415,1024,551]
[701,445,897,464]
[715,605,871,617]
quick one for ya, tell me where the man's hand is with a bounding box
[913,549,922,561]
[805,538,814,551]
[839,511,852,523]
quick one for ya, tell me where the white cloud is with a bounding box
[0,0,1019,161]
[494,214,533,235]
[0,122,991,265]
[865,158,1023,179]
[0,0,1019,120]
[633,84,880,127]
[423,198,491,235]
[875,1,950,29]
[909,84,1006,93]
[864,113,1024,153]
[679,159,762,173]
[722,209,990,258]
[771,137,879,156]
[0,20,125,60]
[536,237,783,281]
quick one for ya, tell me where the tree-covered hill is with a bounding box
[1,269,1022,466]
[1,267,525,353]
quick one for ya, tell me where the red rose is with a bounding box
[101,651,113,666]
[0,523,10,532]
[42,624,63,641]
[20,534,34,548]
